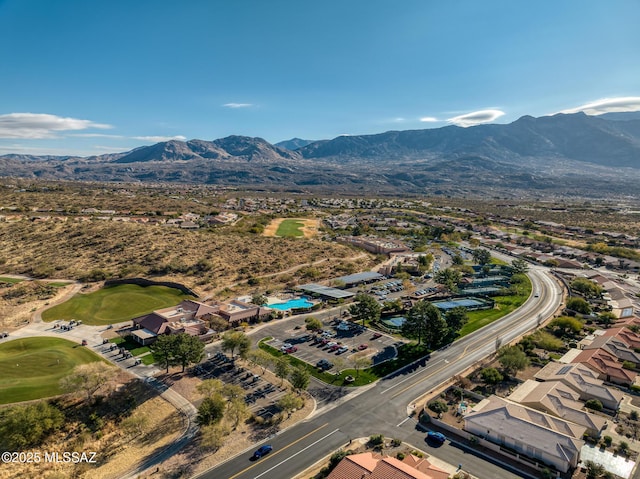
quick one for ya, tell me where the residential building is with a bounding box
[464,395,585,473]
[508,380,608,437]
[534,362,624,410]
[326,452,448,479]
[130,299,217,345]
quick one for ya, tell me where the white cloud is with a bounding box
[222,103,253,108]
[132,135,187,142]
[419,117,438,123]
[447,109,505,127]
[559,96,640,115]
[0,113,112,139]
[70,133,124,138]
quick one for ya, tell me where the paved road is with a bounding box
[195,266,564,479]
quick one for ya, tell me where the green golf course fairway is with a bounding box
[275,219,305,237]
[0,337,105,404]
[42,283,192,325]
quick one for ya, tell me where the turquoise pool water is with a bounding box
[269,297,314,311]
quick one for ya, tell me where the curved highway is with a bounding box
[194,265,564,479]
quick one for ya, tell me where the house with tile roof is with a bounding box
[508,380,608,437]
[584,335,640,367]
[534,362,623,411]
[326,452,448,479]
[464,395,585,473]
[572,348,637,386]
[130,299,217,345]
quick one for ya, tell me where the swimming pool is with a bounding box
[268,297,314,311]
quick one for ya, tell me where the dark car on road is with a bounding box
[426,431,446,445]
[252,444,273,459]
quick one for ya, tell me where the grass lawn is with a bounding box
[109,337,151,356]
[0,337,105,404]
[42,284,193,325]
[275,219,305,238]
[0,276,24,284]
[458,278,532,337]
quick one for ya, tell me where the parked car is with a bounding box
[426,431,446,445]
[358,343,368,350]
[372,333,382,339]
[325,341,338,349]
[336,346,349,354]
[316,359,333,370]
[283,346,298,354]
[328,343,341,352]
[252,444,273,459]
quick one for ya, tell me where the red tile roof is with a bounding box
[326,452,442,479]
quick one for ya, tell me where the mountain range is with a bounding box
[1,112,639,198]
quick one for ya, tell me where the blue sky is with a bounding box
[0,0,639,156]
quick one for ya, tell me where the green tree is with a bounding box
[548,316,583,335]
[221,331,251,359]
[571,278,603,298]
[472,248,492,265]
[428,399,448,416]
[585,399,603,412]
[566,297,591,315]
[445,306,468,335]
[351,355,372,378]
[289,365,311,391]
[510,258,529,275]
[349,293,382,327]
[434,268,462,293]
[480,367,503,385]
[497,345,530,377]
[174,333,205,372]
[584,460,605,479]
[598,312,617,327]
[417,253,434,271]
[0,402,65,450]
[59,362,118,402]
[247,348,272,374]
[402,301,447,348]
[227,397,250,430]
[304,316,323,331]
[277,392,304,418]
[197,394,226,426]
[151,334,180,373]
[618,441,630,456]
[251,293,267,306]
[274,357,290,386]
[197,378,224,397]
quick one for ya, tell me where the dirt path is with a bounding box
[32,281,83,323]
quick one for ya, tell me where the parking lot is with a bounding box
[266,320,402,373]
[191,352,288,420]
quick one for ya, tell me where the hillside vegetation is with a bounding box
[0,220,371,295]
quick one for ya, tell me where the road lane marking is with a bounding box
[396,416,411,427]
[227,423,328,479]
[388,295,555,401]
[379,360,444,395]
[253,428,341,479]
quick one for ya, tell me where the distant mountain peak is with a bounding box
[275,138,316,150]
